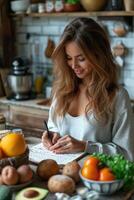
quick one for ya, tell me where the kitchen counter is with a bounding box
[0,97,50,137]
[0,96,133,138]
[0,97,133,112]
[0,97,50,111]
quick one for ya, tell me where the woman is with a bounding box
[42,17,134,161]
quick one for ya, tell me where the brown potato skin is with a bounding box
[62,161,81,183]
[37,159,60,180]
[48,174,75,195]
[1,165,19,185]
[17,165,33,183]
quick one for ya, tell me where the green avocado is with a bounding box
[15,187,48,200]
[0,185,12,200]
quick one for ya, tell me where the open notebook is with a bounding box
[29,143,86,165]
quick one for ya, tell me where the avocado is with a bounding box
[15,187,48,200]
[0,185,12,200]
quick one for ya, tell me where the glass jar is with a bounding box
[35,67,45,94]
[12,128,23,136]
[0,114,6,130]
[54,0,64,12]
[46,0,55,13]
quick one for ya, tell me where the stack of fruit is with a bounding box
[80,153,134,190]
[36,159,81,195]
[14,159,81,199]
[81,156,115,181]
[0,164,33,186]
[80,155,125,194]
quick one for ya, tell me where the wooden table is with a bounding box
[12,137,134,200]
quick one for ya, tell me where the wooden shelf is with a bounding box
[11,11,134,18]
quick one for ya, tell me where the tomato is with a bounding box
[99,167,116,181]
[81,165,99,180]
[83,156,100,167]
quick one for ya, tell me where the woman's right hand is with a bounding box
[41,131,60,149]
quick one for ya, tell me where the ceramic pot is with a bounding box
[80,0,107,11]
[10,0,30,13]
[124,0,134,11]
[64,3,81,12]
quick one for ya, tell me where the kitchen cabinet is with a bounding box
[0,98,49,138]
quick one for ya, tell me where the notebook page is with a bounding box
[29,143,85,165]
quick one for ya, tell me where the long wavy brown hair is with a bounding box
[51,17,119,123]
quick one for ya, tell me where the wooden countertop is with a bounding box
[12,136,134,200]
[0,97,133,110]
[0,97,50,111]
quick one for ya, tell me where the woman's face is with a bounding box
[65,41,93,80]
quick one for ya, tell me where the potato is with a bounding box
[1,165,19,185]
[62,161,80,183]
[48,174,75,195]
[37,159,60,180]
[17,165,33,183]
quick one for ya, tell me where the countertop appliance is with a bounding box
[7,57,35,100]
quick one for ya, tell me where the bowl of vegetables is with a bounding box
[79,171,124,194]
[80,153,134,194]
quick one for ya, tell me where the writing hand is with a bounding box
[49,135,86,154]
[42,131,60,149]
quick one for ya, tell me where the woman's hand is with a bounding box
[42,131,60,149]
[49,135,86,153]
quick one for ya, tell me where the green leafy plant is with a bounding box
[93,153,134,190]
[65,0,80,4]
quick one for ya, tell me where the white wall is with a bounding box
[13,16,134,99]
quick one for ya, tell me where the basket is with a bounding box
[0,148,29,168]
[0,130,29,168]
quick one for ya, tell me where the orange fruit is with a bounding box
[0,133,26,157]
[83,156,100,167]
[81,165,99,180]
[99,167,115,181]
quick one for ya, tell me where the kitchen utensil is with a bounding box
[45,38,55,58]
[7,57,34,100]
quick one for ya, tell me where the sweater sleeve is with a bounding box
[85,88,134,161]
[47,102,59,133]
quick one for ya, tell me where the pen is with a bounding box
[44,120,50,138]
